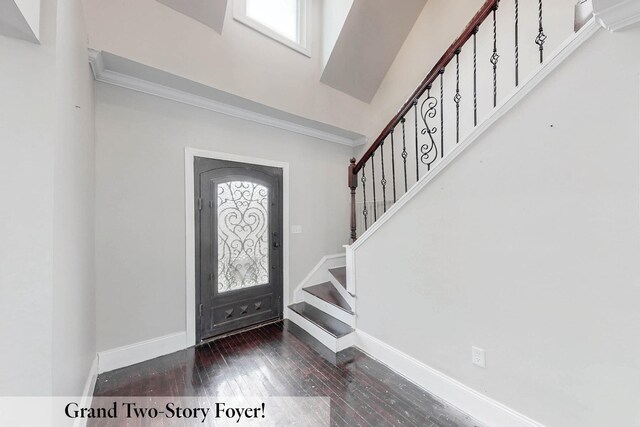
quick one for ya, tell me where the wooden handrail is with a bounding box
[353,0,498,174]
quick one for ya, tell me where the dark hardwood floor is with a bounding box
[93,321,481,427]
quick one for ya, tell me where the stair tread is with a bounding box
[288,302,353,338]
[303,282,353,314]
[328,267,347,289]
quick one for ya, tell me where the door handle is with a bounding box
[272,232,280,249]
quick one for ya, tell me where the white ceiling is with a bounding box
[320,0,428,103]
[156,0,228,34]
[0,0,40,42]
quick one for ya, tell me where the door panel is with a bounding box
[195,157,283,342]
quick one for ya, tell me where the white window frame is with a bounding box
[233,0,310,57]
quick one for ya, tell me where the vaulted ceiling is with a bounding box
[320,0,428,103]
[0,0,40,42]
[151,0,428,104]
[156,0,228,34]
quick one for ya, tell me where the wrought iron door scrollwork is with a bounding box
[217,181,269,292]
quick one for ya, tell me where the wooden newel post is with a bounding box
[348,158,358,242]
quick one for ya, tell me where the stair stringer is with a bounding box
[292,253,354,307]
[287,253,356,352]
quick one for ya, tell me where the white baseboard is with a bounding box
[354,330,545,427]
[97,332,187,374]
[74,357,98,427]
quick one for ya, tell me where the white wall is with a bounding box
[353,26,640,427]
[52,0,96,396]
[0,0,96,397]
[94,83,352,351]
[0,0,57,396]
[81,0,370,137]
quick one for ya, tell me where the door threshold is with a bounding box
[199,317,283,346]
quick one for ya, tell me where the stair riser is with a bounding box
[286,308,339,352]
[301,291,355,326]
[335,332,355,352]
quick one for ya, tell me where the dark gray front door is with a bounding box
[195,157,283,342]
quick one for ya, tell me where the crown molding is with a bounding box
[88,49,367,147]
[593,0,640,31]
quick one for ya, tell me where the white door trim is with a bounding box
[184,147,291,347]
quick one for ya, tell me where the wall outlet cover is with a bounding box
[472,346,486,368]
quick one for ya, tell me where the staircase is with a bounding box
[288,0,598,353]
[287,256,355,352]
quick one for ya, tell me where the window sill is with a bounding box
[233,14,311,58]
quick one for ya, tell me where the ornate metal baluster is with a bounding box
[401,118,408,192]
[515,0,519,86]
[414,101,419,182]
[439,69,444,158]
[490,3,500,108]
[380,140,387,213]
[535,0,546,63]
[420,85,438,172]
[361,163,368,231]
[371,153,377,221]
[454,49,461,143]
[473,27,478,126]
[390,130,397,203]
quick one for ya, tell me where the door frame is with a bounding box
[185,147,290,347]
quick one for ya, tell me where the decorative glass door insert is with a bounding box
[195,157,283,342]
[217,181,269,292]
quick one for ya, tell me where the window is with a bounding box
[234,0,309,56]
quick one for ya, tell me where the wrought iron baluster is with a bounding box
[535,0,546,63]
[414,101,419,182]
[390,130,397,203]
[361,164,368,231]
[490,4,500,108]
[380,140,387,213]
[371,153,377,221]
[473,27,478,126]
[515,0,519,86]
[439,69,444,158]
[454,49,461,143]
[401,118,408,192]
[420,85,438,172]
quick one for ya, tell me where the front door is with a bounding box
[195,157,283,342]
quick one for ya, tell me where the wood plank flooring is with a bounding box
[93,321,481,427]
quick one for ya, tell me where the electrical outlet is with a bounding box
[291,225,303,234]
[472,346,486,368]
